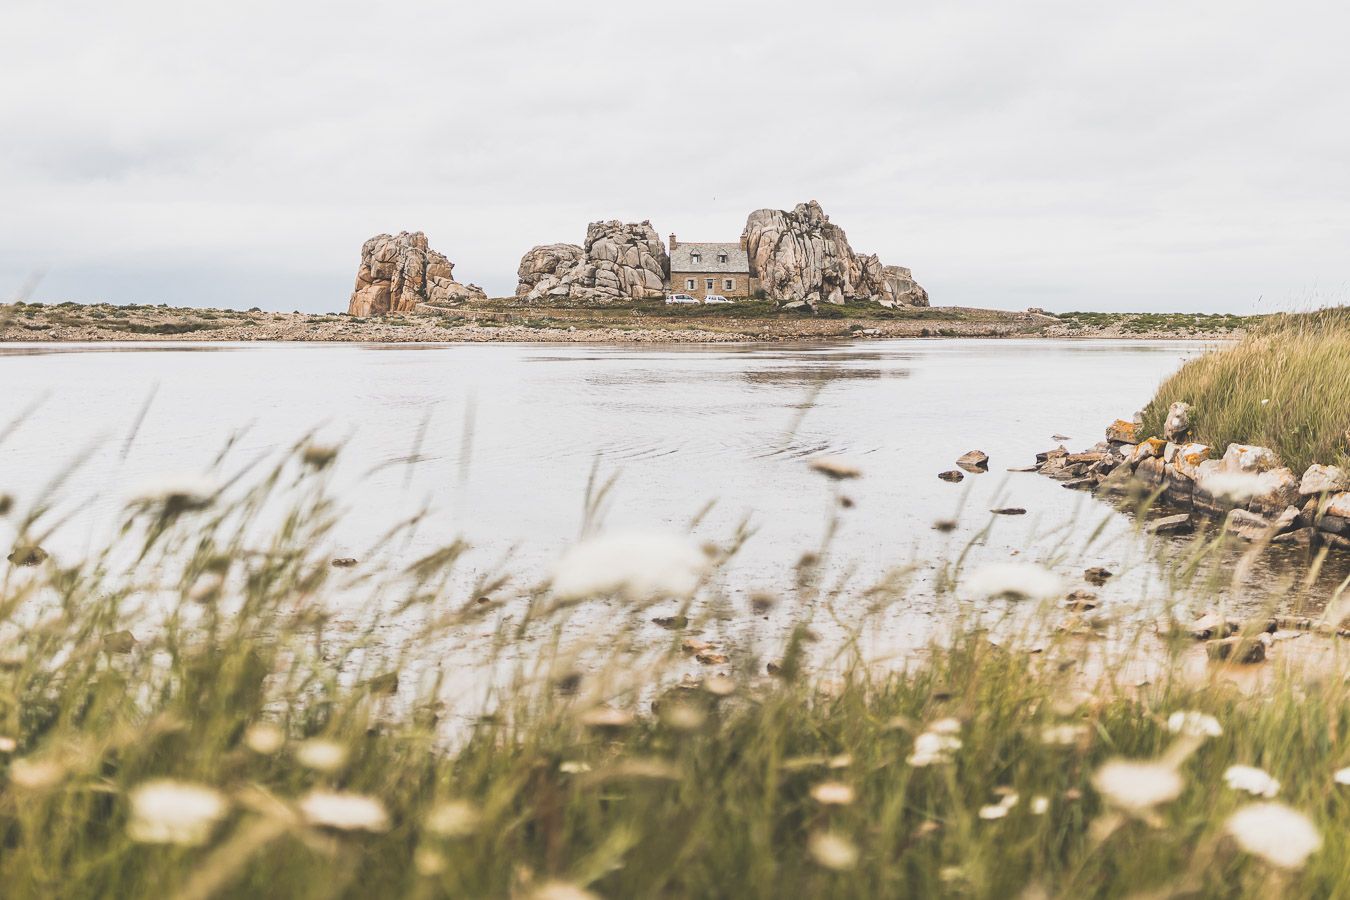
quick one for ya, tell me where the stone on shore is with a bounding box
[1300,464,1348,495]
[1149,513,1194,535]
[1163,402,1191,441]
[1224,509,1275,541]
[1220,444,1281,473]
[1106,420,1140,444]
[1170,443,1213,479]
[348,231,485,316]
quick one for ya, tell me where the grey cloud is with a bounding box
[2,0,1349,311]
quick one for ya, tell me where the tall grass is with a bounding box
[1141,307,1350,472]
[1,443,1349,898]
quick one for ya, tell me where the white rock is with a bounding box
[1299,464,1348,495]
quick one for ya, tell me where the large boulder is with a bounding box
[348,232,485,316]
[740,201,926,308]
[515,221,669,304]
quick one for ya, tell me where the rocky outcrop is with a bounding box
[879,265,929,308]
[741,201,927,309]
[348,232,485,316]
[1031,417,1350,555]
[516,221,669,304]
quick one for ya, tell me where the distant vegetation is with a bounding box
[1141,308,1350,471]
[1054,311,1255,334]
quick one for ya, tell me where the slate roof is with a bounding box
[670,242,749,274]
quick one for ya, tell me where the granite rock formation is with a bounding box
[348,232,485,316]
[741,201,927,308]
[516,220,669,303]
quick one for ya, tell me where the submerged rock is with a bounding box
[956,450,989,472]
[1206,635,1268,664]
[6,545,47,566]
[1083,567,1113,586]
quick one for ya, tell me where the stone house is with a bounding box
[667,235,758,299]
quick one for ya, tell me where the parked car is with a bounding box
[665,293,700,305]
[703,295,733,305]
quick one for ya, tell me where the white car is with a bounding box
[665,293,700,305]
[703,295,733,305]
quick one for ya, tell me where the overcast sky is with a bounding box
[3,0,1348,313]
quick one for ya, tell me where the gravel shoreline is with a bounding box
[0,303,1247,344]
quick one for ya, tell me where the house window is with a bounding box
[706,278,715,290]
[691,252,701,263]
[724,279,734,291]
[718,254,728,263]
[685,279,695,290]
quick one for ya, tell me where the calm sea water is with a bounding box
[3,338,1334,658]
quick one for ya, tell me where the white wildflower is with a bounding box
[704,675,736,697]
[965,563,1065,602]
[244,722,285,755]
[414,847,447,876]
[1167,711,1223,738]
[0,736,16,753]
[1224,765,1280,798]
[907,730,963,767]
[127,780,229,845]
[296,738,347,772]
[299,790,390,832]
[980,790,1020,819]
[1225,802,1321,869]
[1334,767,1350,786]
[530,883,600,900]
[127,474,219,511]
[929,718,962,735]
[559,760,591,774]
[425,799,481,837]
[1039,723,1089,746]
[1031,795,1050,815]
[810,782,856,805]
[551,532,708,600]
[808,831,859,870]
[1092,759,1184,813]
[9,757,64,790]
[660,703,707,731]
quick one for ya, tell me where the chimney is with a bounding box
[669,233,677,251]
[739,234,748,251]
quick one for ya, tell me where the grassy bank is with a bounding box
[2,447,1350,898]
[1141,307,1350,472]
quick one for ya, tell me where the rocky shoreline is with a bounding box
[1,302,1247,344]
[1031,406,1350,554]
